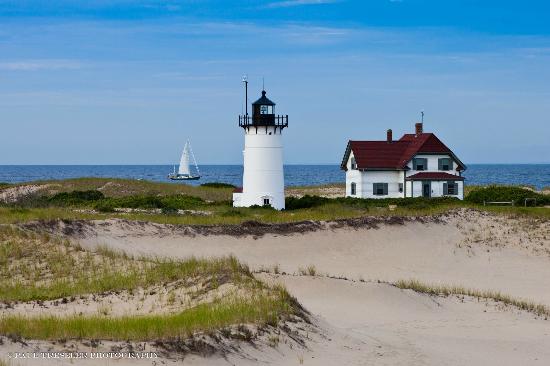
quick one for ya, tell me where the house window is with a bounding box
[263,198,270,205]
[350,182,356,196]
[373,183,388,196]
[413,158,427,171]
[350,157,357,170]
[439,158,452,171]
[398,183,403,193]
[444,182,458,195]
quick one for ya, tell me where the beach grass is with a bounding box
[0,289,293,341]
[395,279,550,317]
[0,226,297,341]
[1,179,548,226]
[0,225,249,302]
[11,177,233,202]
[0,200,548,227]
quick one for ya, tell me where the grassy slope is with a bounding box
[395,279,550,317]
[0,227,296,341]
[14,177,233,201]
[1,202,548,227]
[0,292,292,341]
[0,179,548,226]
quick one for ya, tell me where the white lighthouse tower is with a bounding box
[232,81,288,210]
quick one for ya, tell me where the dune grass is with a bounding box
[1,200,548,227]
[17,177,233,201]
[395,279,550,317]
[0,289,294,341]
[0,226,298,341]
[1,179,548,226]
[0,225,250,302]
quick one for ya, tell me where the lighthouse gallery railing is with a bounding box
[238,115,288,129]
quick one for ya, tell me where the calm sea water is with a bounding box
[0,165,548,189]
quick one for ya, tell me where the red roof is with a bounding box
[342,132,465,171]
[406,172,464,181]
[347,140,410,170]
[233,187,243,193]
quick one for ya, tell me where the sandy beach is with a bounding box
[5,208,547,365]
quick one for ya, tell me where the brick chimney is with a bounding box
[386,129,392,143]
[415,122,423,135]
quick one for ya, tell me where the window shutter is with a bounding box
[454,183,458,194]
[443,183,448,195]
[372,183,376,195]
[438,159,443,170]
[423,158,428,170]
[413,160,417,170]
[383,184,388,195]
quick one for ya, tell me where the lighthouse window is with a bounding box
[260,105,273,114]
[350,182,356,196]
[263,198,270,205]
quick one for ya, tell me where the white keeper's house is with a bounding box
[340,123,466,199]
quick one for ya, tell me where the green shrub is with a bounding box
[94,194,205,212]
[285,195,460,211]
[160,195,204,210]
[200,182,236,188]
[48,190,104,206]
[249,204,276,210]
[2,193,50,208]
[466,186,548,206]
[335,196,460,209]
[285,195,331,210]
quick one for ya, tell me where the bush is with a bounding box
[466,186,549,206]
[285,195,460,211]
[200,182,236,189]
[3,193,50,208]
[49,190,104,206]
[94,194,205,212]
[248,204,276,210]
[285,195,331,210]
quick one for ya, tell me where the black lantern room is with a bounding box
[239,89,288,130]
[252,90,276,124]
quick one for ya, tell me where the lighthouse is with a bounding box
[232,82,289,210]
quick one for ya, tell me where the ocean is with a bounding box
[0,164,549,190]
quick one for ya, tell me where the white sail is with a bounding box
[178,142,191,175]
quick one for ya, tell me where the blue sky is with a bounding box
[1,0,549,164]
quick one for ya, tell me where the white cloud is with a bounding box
[0,59,83,71]
[267,0,339,8]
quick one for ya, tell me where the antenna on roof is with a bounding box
[421,110,425,124]
[242,74,248,116]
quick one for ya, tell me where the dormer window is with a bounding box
[413,158,427,171]
[438,158,452,171]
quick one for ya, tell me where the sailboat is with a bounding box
[168,140,201,181]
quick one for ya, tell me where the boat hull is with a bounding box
[168,174,201,181]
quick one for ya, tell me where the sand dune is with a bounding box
[7,209,549,365]
[77,209,550,304]
[254,275,550,366]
